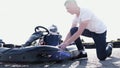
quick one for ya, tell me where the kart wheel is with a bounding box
[3,44,14,48]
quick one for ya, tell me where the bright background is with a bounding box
[0,0,120,45]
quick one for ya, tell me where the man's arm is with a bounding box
[59,20,89,49]
[65,20,89,44]
[63,22,77,43]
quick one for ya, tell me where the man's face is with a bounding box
[65,2,77,15]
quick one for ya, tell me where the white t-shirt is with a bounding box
[73,8,107,34]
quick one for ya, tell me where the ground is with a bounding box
[0,48,120,68]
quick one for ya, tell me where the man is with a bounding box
[58,0,113,61]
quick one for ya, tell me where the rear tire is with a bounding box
[3,44,14,48]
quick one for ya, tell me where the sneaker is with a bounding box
[71,50,88,59]
[106,43,113,57]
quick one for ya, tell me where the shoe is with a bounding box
[106,43,113,57]
[71,50,88,59]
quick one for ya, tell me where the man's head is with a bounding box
[64,0,79,15]
[64,0,77,6]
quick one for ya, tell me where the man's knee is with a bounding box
[70,27,78,35]
[97,53,107,61]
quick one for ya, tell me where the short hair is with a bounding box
[64,0,77,6]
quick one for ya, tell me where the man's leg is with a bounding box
[70,27,112,60]
[70,27,92,59]
[92,31,107,60]
[70,27,84,50]
[70,27,93,50]
[106,43,113,57]
[83,30,112,60]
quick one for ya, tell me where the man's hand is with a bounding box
[58,43,68,50]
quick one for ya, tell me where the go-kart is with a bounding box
[0,26,79,63]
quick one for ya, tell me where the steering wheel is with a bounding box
[34,26,49,36]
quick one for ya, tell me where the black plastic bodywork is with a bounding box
[0,45,78,63]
